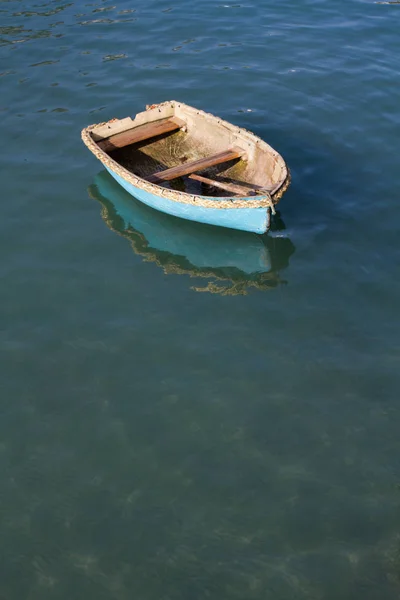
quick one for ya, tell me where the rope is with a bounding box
[262,191,276,215]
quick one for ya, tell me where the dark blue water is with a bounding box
[1,1,400,598]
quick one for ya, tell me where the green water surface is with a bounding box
[1,0,400,598]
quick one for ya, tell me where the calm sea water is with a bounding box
[1,0,400,598]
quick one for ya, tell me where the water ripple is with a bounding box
[1,0,400,599]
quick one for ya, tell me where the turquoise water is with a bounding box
[1,0,400,598]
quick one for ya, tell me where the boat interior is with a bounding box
[90,102,287,198]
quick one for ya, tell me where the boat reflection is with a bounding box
[88,171,295,295]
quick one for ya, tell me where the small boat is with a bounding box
[89,171,295,295]
[81,100,290,234]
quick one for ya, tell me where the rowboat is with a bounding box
[88,171,295,295]
[81,100,290,234]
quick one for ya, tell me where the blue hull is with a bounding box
[94,171,271,275]
[105,167,270,234]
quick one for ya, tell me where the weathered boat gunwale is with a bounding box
[81,100,290,212]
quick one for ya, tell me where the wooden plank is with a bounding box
[190,174,276,196]
[148,147,245,184]
[189,173,256,196]
[97,117,185,152]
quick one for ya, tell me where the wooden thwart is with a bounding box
[148,147,244,184]
[97,117,185,152]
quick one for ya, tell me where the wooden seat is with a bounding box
[97,117,185,152]
[147,147,245,184]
